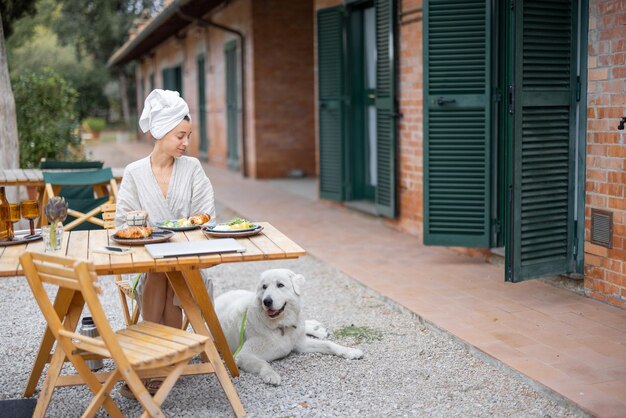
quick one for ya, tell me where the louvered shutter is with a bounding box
[162,68,174,90]
[375,0,396,217]
[423,0,492,246]
[507,0,577,282]
[318,7,345,201]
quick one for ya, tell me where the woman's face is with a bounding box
[156,119,192,158]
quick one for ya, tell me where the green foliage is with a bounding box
[334,325,383,343]
[0,0,37,38]
[13,68,79,168]
[82,117,106,133]
[8,24,109,120]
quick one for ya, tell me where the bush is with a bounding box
[13,68,79,168]
[82,117,106,133]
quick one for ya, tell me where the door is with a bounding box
[225,41,239,169]
[317,6,345,201]
[423,0,493,247]
[347,3,376,202]
[317,0,397,216]
[162,66,183,96]
[423,0,585,281]
[506,0,580,282]
[197,55,209,159]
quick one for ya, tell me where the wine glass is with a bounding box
[8,203,20,240]
[20,200,39,236]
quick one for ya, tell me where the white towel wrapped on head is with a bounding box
[138,89,191,140]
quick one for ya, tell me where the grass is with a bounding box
[335,325,382,343]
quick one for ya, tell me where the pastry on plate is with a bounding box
[115,226,153,239]
[189,213,211,225]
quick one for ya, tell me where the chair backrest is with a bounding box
[43,168,116,231]
[40,160,104,170]
[43,168,113,187]
[101,203,116,229]
[20,252,121,354]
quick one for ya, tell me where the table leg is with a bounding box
[24,287,75,397]
[166,270,238,375]
[165,271,245,417]
[32,292,84,418]
[180,268,239,377]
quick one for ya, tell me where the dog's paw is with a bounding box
[305,320,329,339]
[260,369,282,386]
[342,348,364,360]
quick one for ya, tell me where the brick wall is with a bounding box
[391,0,424,238]
[585,0,626,308]
[251,0,315,178]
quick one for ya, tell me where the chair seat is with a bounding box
[74,322,208,369]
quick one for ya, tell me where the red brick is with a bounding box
[586,241,610,257]
[612,66,626,78]
[589,68,609,80]
[597,107,626,118]
[586,168,608,181]
[586,253,603,266]
[600,80,626,92]
[608,171,626,183]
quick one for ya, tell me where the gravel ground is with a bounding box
[0,206,588,417]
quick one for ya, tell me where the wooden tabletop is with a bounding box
[0,168,125,187]
[0,222,305,277]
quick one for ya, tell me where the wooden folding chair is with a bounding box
[41,168,118,231]
[21,252,210,418]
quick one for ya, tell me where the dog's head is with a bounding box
[255,269,305,324]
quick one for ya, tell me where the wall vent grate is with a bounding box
[590,209,612,248]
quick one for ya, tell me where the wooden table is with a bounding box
[0,168,125,188]
[0,222,305,416]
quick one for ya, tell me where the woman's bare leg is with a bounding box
[163,283,182,328]
[141,272,167,323]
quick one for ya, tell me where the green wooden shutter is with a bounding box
[507,0,577,282]
[174,65,183,97]
[197,55,208,158]
[162,68,173,90]
[318,6,345,201]
[225,41,239,169]
[375,0,396,217]
[423,0,492,246]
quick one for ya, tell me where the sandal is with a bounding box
[119,378,163,399]
[145,378,163,395]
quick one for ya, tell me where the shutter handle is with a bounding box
[618,116,626,130]
[436,97,456,106]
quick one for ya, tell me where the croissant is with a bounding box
[115,226,153,239]
[189,213,211,225]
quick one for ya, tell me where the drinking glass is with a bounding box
[21,200,39,236]
[8,203,20,240]
[0,204,9,241]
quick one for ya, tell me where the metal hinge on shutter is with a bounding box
[508,85,515,114]
[492,218,501,234]
[576,76,581,102]
[510,0,515,10]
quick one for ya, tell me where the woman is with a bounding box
[115,89,216,329]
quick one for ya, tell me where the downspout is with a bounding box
[176,9,248,177]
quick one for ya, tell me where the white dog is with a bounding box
[215,269,364,385]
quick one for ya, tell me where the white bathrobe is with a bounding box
[115,154,216,309]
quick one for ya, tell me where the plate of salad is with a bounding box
[202,218,263,238]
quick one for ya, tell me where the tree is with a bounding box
[54,0,160,124]
[0,0,37,179]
